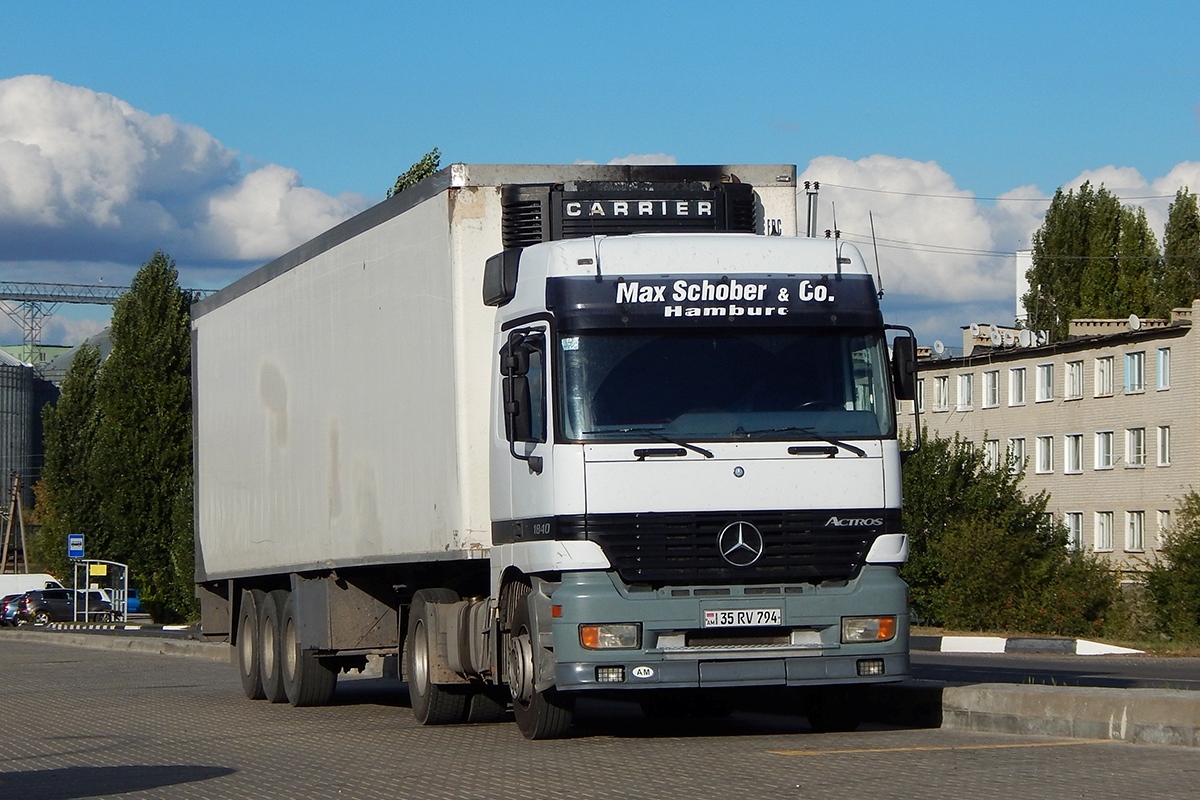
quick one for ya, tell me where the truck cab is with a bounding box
[481,232,915,737]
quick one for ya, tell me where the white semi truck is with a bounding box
[192,164,918,739]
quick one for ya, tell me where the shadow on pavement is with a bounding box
[0,765,236,800]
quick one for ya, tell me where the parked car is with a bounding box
[1,593,23,626]
[16,589,114,625]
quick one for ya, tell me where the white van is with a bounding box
[0,573,66,596]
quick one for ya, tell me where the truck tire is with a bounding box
[280,592,338,706]
[503,580,575,740]
[237,589,266,700]
[406,588,468,725]
[258,589,290,703]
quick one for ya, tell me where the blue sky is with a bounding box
[2,1,1199,347]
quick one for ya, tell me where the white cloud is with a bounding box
[799,155,1020,302]
[608,153,678,166]
[0,75,367,265]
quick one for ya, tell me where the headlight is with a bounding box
[579,623,641,649]
[841,616,897,643]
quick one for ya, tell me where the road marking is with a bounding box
[770,740,1107,756]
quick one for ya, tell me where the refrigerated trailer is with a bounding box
[193,163,918,738]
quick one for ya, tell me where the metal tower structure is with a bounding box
[0,281,213,364]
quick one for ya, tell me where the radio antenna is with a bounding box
[869,211,884,299]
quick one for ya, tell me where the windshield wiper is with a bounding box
[733,426,867,458]
[586,427,715,459]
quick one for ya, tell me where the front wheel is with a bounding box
[504,580,574,740]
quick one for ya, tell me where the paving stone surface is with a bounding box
[1,637,1198,799]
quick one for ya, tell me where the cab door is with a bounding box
[499,324,557,525]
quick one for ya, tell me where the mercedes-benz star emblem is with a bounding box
[717,521,764,567]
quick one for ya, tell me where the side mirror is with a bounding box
[891,335,917,401]
[503,375,533,443]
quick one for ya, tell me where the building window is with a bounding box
[1094,356,1113,397]
[1064,512,1082,551]
[933,376,949,411]
[1158,510,1172,549]
[1065,360,1083,399]
[1036,364,1054,402]
[1126,427,1146,468]
[1125,351,1145,393]
[1094,431,1113,469]
[1157,426,1171,466]
[1095,511,1114,551]
[1036,436,1053,473]
[957,373,974,411]
[1157,347,1170,390]
[1064,434,1083,473]
[984,439,1000,470]
[1126,511,1145,552]
[1007,437,1026,475]
[916,378,924,413]
[1009,367,1026,406]
[983,370,999,408]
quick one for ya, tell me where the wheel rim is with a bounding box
[283,617,298,682]
[507,628,535,706]
[261,618,276,677]
[240,626,254,676]
[411,619,429,697]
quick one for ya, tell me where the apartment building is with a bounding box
[905,301,1200,573]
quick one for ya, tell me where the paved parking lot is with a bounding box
[2,636,1198,800]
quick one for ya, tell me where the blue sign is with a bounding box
[67,534,84,559]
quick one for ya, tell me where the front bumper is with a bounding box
[547,566,910,692]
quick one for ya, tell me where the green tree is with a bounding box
[29,342,104,581]
[92,251,196,622]
[901,430,1120,634]
[1114,206,1159,317]
[1143,491,1200,642]
[1158,188,1200,313]
[386,147,440,198]
[1024,182,1163,340]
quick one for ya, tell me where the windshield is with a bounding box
[557,328,896,442]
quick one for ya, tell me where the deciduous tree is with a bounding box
[92,251,196,621]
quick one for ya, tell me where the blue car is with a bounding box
[127,588,141,614]
[1,593,23,626]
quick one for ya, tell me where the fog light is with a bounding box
[857,658,886,676]
[596,666,626,683]
[580,623,641,649]
[841,616,897,643]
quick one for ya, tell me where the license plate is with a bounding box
[703,608,782,628]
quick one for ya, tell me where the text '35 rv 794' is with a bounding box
[191,164,919,739]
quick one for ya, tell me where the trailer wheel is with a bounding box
[406,588,468,725]
[258,589,289,703]
[281,592,338,707]
[504,580,575,740]
[237,589,266,700]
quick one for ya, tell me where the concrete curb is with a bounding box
[1,628,230,662]
[912,634,1143,655]
[939,683,1200,747]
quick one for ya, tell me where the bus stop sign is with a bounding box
[67,534,84,559]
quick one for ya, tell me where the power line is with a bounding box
[818,182,1180,203]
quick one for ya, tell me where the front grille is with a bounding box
[558,510,890,587]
